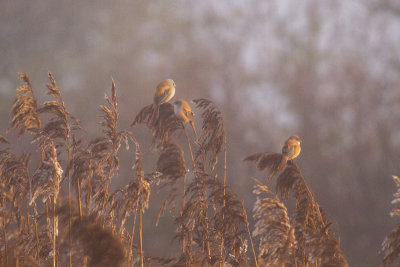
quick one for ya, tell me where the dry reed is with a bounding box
[381,175,400,266]
[0,72,354,267]
[245,152,349,267]
[252,178,295,266]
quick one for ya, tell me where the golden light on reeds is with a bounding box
[0,72,352,267]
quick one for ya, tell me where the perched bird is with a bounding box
[282,135,302,161]
[150,79,176,125]
[244,135,302,179]
[173,99,198,141]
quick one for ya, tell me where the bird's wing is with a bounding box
[282,144,295,158]
[156,88,172,104]
[183,108,194,121]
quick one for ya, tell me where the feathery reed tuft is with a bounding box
[0,151,30,206]
[132,103,183,149]
[381,175,400,266]
[247,154,348,266]
[174,98,252,266]
[155,141,187,224]
[109,141,155,233]
[156,142,187,186]
[69,136,93,215]
[0,150,35,265]
[252,178,295,266]
[91,79,134,217]
[1,72,353,266]
[37,72,81,143]
[301,226,348,267]
[244,152,285,180]
[9,73,41,135]
[275,163,300,201]
[30,134,62,205]
[192,98,225,170]
[57,201,125,267]
[208,177,249,265]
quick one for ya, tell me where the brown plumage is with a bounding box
[173,99,198,141]
[282,135,302,160]
[280,135,302,171]
[244,135,302,180]
[150,79,176,126]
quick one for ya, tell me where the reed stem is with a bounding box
[67,147,72,267]
[3,207,8,267]
[220,141,227,267]
[33,203,40,263]
[128,204,139,267]
[242,201,258,267]
[77,180,82,217]
[139,208,144,267]
[53,196,56,267]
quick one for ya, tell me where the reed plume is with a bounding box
[7,73,64,266]
[155,141,187,225]
[36,72,83,266]
[192,98,225,171]
[1,72,355,267]
[30,135,62,205]
[91,79,132,219]
[31,133,62,267]
[252,178,295,266]
[57,201,125,267]
[37,72,81,142]
[69,136,92,216]
[132,103,183,149]
[174,98,252,266]
[208,177,249,266]
[246,153,348,266]
[381,175,400,266]
[0,150,34,266]
[109,141,153,234]
[9,73,41,136]
[244,152,284,180]
[175,98,227,265]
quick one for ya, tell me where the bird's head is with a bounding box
[167,79,176,88]
[289,135,302,144]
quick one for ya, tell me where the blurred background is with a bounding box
[1,0,400,265]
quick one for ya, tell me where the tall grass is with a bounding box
[381,175,400,266]
[245,153,348,266]
[0,72,354,266]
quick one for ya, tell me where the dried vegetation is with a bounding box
[381,175,400,267]
[0,72,354,266]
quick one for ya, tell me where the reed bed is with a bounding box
[0,72,362,266]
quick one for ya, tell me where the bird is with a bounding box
[150,79,176,125]
[282,135,302,161]
[173,99,198,141]
[244,135,302,179]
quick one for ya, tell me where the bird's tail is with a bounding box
[190,121,198,141]
[150,103,159,126]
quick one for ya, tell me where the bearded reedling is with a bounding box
[173,99,198,141]
[282,135,302,162]
[244,135,302,180]
[150,79,176,125]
